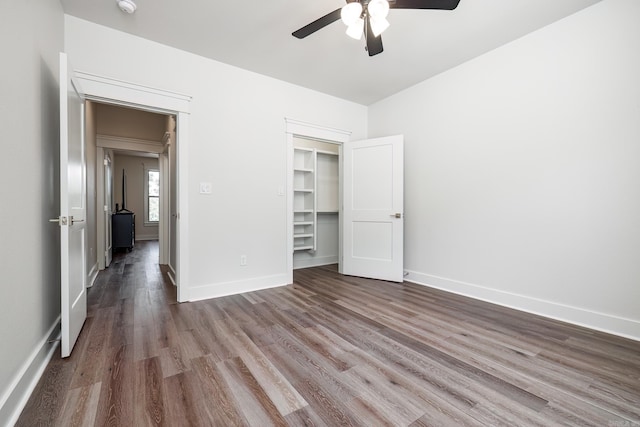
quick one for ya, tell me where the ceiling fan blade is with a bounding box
[365,17,384,57]
[389,0,460,10]
[292,9,342,39]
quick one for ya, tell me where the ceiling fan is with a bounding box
[292,0,461,57]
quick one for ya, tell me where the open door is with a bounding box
[56,52,87,357]
[343,135,404,282]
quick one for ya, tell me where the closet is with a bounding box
[293,137,340,269]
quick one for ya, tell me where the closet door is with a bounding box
[343,135,404,282]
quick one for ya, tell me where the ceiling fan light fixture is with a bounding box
[370,16,390,37]
[341,2,363,26]
[291,0,459,57]
[346,18,364,40]
[368,0,390,19]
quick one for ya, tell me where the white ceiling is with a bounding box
[60,0,601,105]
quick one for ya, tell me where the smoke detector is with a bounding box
[117,0,137,14]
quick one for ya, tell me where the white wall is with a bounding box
[65,15,368,299]
[369,0,640,340]
[0,1,64,424]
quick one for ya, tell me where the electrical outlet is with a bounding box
[240,255,247,266]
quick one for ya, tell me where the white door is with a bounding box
[343,135,404,282]
[58,52,87,358]
[104,153,113,267]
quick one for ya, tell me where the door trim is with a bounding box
[285,118,351,284]
[96,147,107,270]
[75,71,192,302]
[159,149,170,265]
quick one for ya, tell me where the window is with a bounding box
[145,168,160,224]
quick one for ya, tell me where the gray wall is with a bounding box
[0,0,64,423]
[369,0,640,339]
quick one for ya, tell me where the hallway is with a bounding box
[17,241,176,425]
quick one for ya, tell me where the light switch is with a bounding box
[199,182,212,194]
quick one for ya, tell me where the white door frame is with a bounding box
[76,71,191,302]
[95,147,113,270]
[159,146,170,265]
[285,118,351,284]
[96,146,105,271]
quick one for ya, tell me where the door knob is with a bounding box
[391,213,402,218]
[49,216,68,225]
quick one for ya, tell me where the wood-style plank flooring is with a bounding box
[17,241,640,426]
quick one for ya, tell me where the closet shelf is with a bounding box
[293,145,323,254]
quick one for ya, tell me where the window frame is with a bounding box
[144,167,160,226]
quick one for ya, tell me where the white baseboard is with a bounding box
[405,270,640,342]
[187,273,289,302]
[86,262,99,288]
[404,270,640,341]
[293,255,338,270]
[0,317,61,427]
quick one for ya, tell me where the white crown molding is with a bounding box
[285,118,351,143]
[75,71,191,114]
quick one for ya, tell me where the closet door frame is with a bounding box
[285,118,350,284]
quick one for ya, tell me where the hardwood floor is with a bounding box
[17,241,640,426]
